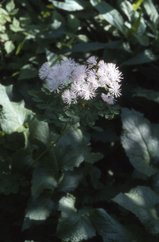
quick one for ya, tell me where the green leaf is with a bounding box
[121,108,159,176]
[6,0,15,12]
[57,195,96,242]
[29,118,50,144]
[4,40,15,54]
[46,49,58,66]
[72,42,107,52]
[58,170,83,192]
[67,14,80,31]
[122,49,158,66]
[132,0,143,11]
[56,125,89,170]
[133,87,159,104]
[18,64,37,80]
[143,0,159,24]
[119,0,133,21]
[23,196,54,228]
[49,0,85,11]
[91,208,131,242]
[31,166,58,198]
[113,186,159,234]
[10,17,23,32]
[0,84,33,134]
[0,8,10,25]
[59,194,77,216]
[90,0,125,34]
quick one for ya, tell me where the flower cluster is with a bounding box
[39,56,123,105]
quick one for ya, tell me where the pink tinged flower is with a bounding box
[101,93,115,105]
[39,62,50,80]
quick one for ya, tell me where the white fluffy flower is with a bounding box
[39,58,76,92]
[39,56,123,104]
[62,89,77,105]
[109,81,121,97]
[39,62,50,80]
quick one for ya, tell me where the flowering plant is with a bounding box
[36,56,122,130]
[39,56,122,105]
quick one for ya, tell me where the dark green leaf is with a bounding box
[56,125,89,170]
[121,108,159,176]
[29,118,50,144]
[133,88,159,104]
[90,0,125,34]
[113,186,159,234]
[57,195,96,242]
[91,208,131,242]
[122,49,158,65]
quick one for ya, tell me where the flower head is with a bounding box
[39,56,123,105]
[39,58,76,92]
[39,62,50,80]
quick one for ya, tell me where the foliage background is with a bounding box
[1,0,159,241]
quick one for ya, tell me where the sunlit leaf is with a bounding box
[90,0,125,34]
[49,0,86,11]
[121,108,159,176]
[132,0,143,11]
[4,40,15,54]
[143,0,159,23]
[0,84,33,134]
[57,195,96,242]
[113,186,159,234]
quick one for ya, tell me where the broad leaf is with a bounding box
[57,195,96,242]
[29,118,50,145]
[122,49,158,65]
[49,0,85,11]
[23,196,54,230]
[121,108,159,176]
[58,170,83,192]
[91,208,131,242]
[0,84,32,134]
[4,40,15,54]
[113,186,159,234]
[31,166,58,199]
[143,0,159,24]
[56,125,89,170]
[90,0,125,34]
[72,42,107,52]
[133,87,159,104]
[6,0,15,12]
